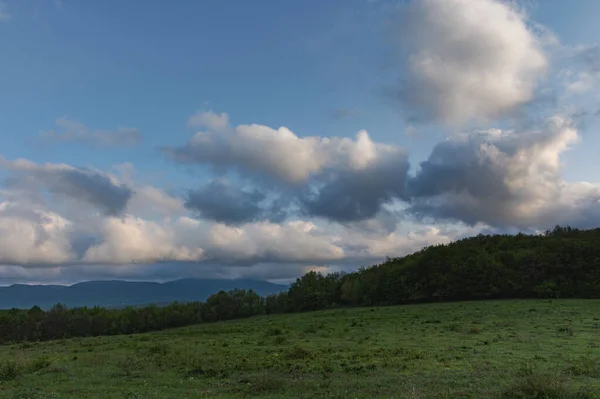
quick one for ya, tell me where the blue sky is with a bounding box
[0,0,599,284]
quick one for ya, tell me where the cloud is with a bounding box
[0,158,133,216]
[0,199,346,269]
[391,0,548,126]
[165,123,329,184]
[39,118,141,147]
[564,44,600,94]
[0,202,74,265]
[80,216,204,265]
[184,179,285,225]
[187,110,230,131]
[166,114,410,223]
[406,115,600,229]
[203,220,344,265]
[299,139,409,222]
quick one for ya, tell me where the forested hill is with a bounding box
[269,225,600,313]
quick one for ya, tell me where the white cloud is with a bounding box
[168,121,401,184]
[396,0,548,126]
[0,202,73,265]
[82,216,204,265]
[407,115,600,229]
[0,157,133,216]
[205,220,344,264]
[187,110,230,131]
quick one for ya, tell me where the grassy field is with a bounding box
[1,299,600,398]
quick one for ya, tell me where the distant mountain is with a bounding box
[0,278,288,309]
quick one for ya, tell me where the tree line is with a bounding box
[2,225,600,343]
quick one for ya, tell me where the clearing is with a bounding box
[1,299,600,398]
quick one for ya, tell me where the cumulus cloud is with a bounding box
[0,200,346,270]
[204,220,344,265]
[186,110,230,131]
[406,115,600,229]
[81,216,204,265]
[166,117,409,222]
[0,202,74,265]
[393,0,548,126]
[0,158,133,216]
[184,179,286,225]
[299,137,409,222]
[39,118,141,147]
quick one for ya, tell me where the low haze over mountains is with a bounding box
[0,279,287,309]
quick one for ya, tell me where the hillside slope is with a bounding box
[270,226,600,314]
[0,299,599,398]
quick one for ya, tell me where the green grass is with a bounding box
[1,299,600,398]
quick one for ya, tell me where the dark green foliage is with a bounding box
[0,289,264,344]
[0,360,20,381]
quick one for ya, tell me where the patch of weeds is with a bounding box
[351,319,365,327]
[243,373,285,395]
[19,342,34,350]
[339,361,377,374]
[558,326,574,336]
[0,360,20,381]
[567,356,600,377]
[147,343,169,356]
[26,356,52,373]
[500,373,569,398]
[304,325,317,334]
[285,346,312,360]
[117,355,143,377]
[185,367,223,378]
[470,327,481,334]
[266,327,284,336]
[273,336,287,345]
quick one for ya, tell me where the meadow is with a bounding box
[1,299,600,398]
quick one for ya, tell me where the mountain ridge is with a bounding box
[0,278,288,309]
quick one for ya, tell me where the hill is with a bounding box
[1,299,599,398]
[0,278,287,309]
[267,225,600,314]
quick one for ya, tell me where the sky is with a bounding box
[0,0,599,285]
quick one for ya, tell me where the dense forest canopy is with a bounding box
[2,225,599,344]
